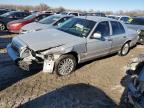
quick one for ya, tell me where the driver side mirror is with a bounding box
[92,32,102,39]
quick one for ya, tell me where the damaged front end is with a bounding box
[7,38,63,73]
[138,30,144,44]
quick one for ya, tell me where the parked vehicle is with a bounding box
[7,13,52,33]
[0,9,10,15]
[118,16,130,23]
[86,12,106,17]
[60,11,80,16]
[108,15,131,23]
[0,11,30,31]
[107,15,118,19]
[126,17,144,44]
[20,14,73,34]
[125,54,144,108]
[7,16,138,75]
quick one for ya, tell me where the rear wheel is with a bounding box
[118,42,130,56]
[55,54,77,76]
[0,22,6,31]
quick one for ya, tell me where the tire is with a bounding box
[0,22,6,31]
[55,54,77,76]
[118,42,130,56]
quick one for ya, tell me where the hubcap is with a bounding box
[58,58,74,75]
[0,23,5,31]
[122,44,129,55]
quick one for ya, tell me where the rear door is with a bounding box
[110,21,127,52]
[86,21,112,59]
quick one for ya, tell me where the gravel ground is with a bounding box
[0,32,144,108]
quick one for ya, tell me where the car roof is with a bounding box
[77,16,118,22]
[52,14,74,17]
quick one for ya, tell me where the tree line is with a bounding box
[0,4,144,16]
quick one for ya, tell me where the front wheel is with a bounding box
[55,54,77,76]
[0,22,6,31]
[118,42,130,56]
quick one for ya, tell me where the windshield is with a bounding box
[0,11,14,17]
[23,14,36,20]
[39,15,61,24]
[57,18,96,37]
[128,18,144,26]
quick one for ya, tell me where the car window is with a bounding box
[111,21,125,35]
[16,13,22,18]
[53,17,72,26]
[10,13,19,19]
[57,18,96,37]
[120,17,129,22]
[69,13,78,16]
[36,14,50,21]
[24,14,36,20]
[39,15,61,24]
[93,21,110,37]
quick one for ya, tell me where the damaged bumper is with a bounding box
[7,44,43,71]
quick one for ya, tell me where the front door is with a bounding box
[86,21,112,60]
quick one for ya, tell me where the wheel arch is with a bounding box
[124,40,131,46]
[65,51,79,63]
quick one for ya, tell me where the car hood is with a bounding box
[17,28,84,51]
[126,24,144,31]
[21,22,52,31]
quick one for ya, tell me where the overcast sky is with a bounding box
[0,0,144,11]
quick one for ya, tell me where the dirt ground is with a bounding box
[0,32,144,108]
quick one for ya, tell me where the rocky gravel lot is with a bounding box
[0,32,144,108]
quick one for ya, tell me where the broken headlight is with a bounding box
[20,48,31,58]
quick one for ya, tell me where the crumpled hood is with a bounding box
[17,28,84,51]
[126,24,144,31]
[21,22,52,31]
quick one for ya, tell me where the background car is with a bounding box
[0,11,31,31]
[126,17,144,44]
[7,13,53,33]
[107,15,118,19]
[0,9,10,15]
[60,11,80,16]
[7,16,138,76]
[118,16,131,23]
[20,14,73,33]
[86,12,106,17]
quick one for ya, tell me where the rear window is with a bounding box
[111,21,125,35]
[39,15,61,24]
